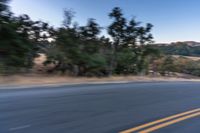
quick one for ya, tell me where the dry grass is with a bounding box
[0,74,200,87]
[173,55,200,61]
[1,54,200,87]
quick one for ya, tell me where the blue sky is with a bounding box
[10,0,200,43]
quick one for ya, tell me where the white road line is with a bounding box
[9,125,31,131]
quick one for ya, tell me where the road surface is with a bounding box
[1,82,200,133]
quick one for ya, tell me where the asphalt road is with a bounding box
[1,82,200,133]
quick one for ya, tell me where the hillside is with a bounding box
[151,41,200,56]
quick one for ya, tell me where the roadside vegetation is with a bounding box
[1,0,200,78]
[152,42,200,56]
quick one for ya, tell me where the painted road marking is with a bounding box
[9,125,31,131]
[139,111,200,133]
[120,108,200,133]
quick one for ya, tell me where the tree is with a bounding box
[108,7,155,75]
[0,0,54,73]
[63,8,75,28]
[108,7,127,51]
[157,56,176,75]
[0,0,34,73]
[79,18,101,54]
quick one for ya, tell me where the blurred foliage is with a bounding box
[0,0,54,74]
[44,7,158,76]
[153,55,200,77]
[3,1,200,77]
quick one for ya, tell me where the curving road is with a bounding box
[1,82,200,133]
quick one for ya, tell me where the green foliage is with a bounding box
[115,48,136,74]
[0,0,31,72]
[156,56,177,75]
[45,16,109,76]
[0,0,54,74]
[44,7,157,76]
[108,7,155,75]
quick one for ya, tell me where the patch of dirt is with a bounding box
[173,55,200,61]
[33,53,55,73]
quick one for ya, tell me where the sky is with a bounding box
[10,0,200,43]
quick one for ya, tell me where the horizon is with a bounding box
[10,0,200,43]
[156,41,200,44]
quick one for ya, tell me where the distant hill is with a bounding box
[151,41,200,56]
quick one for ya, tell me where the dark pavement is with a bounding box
[1,82,200,133]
